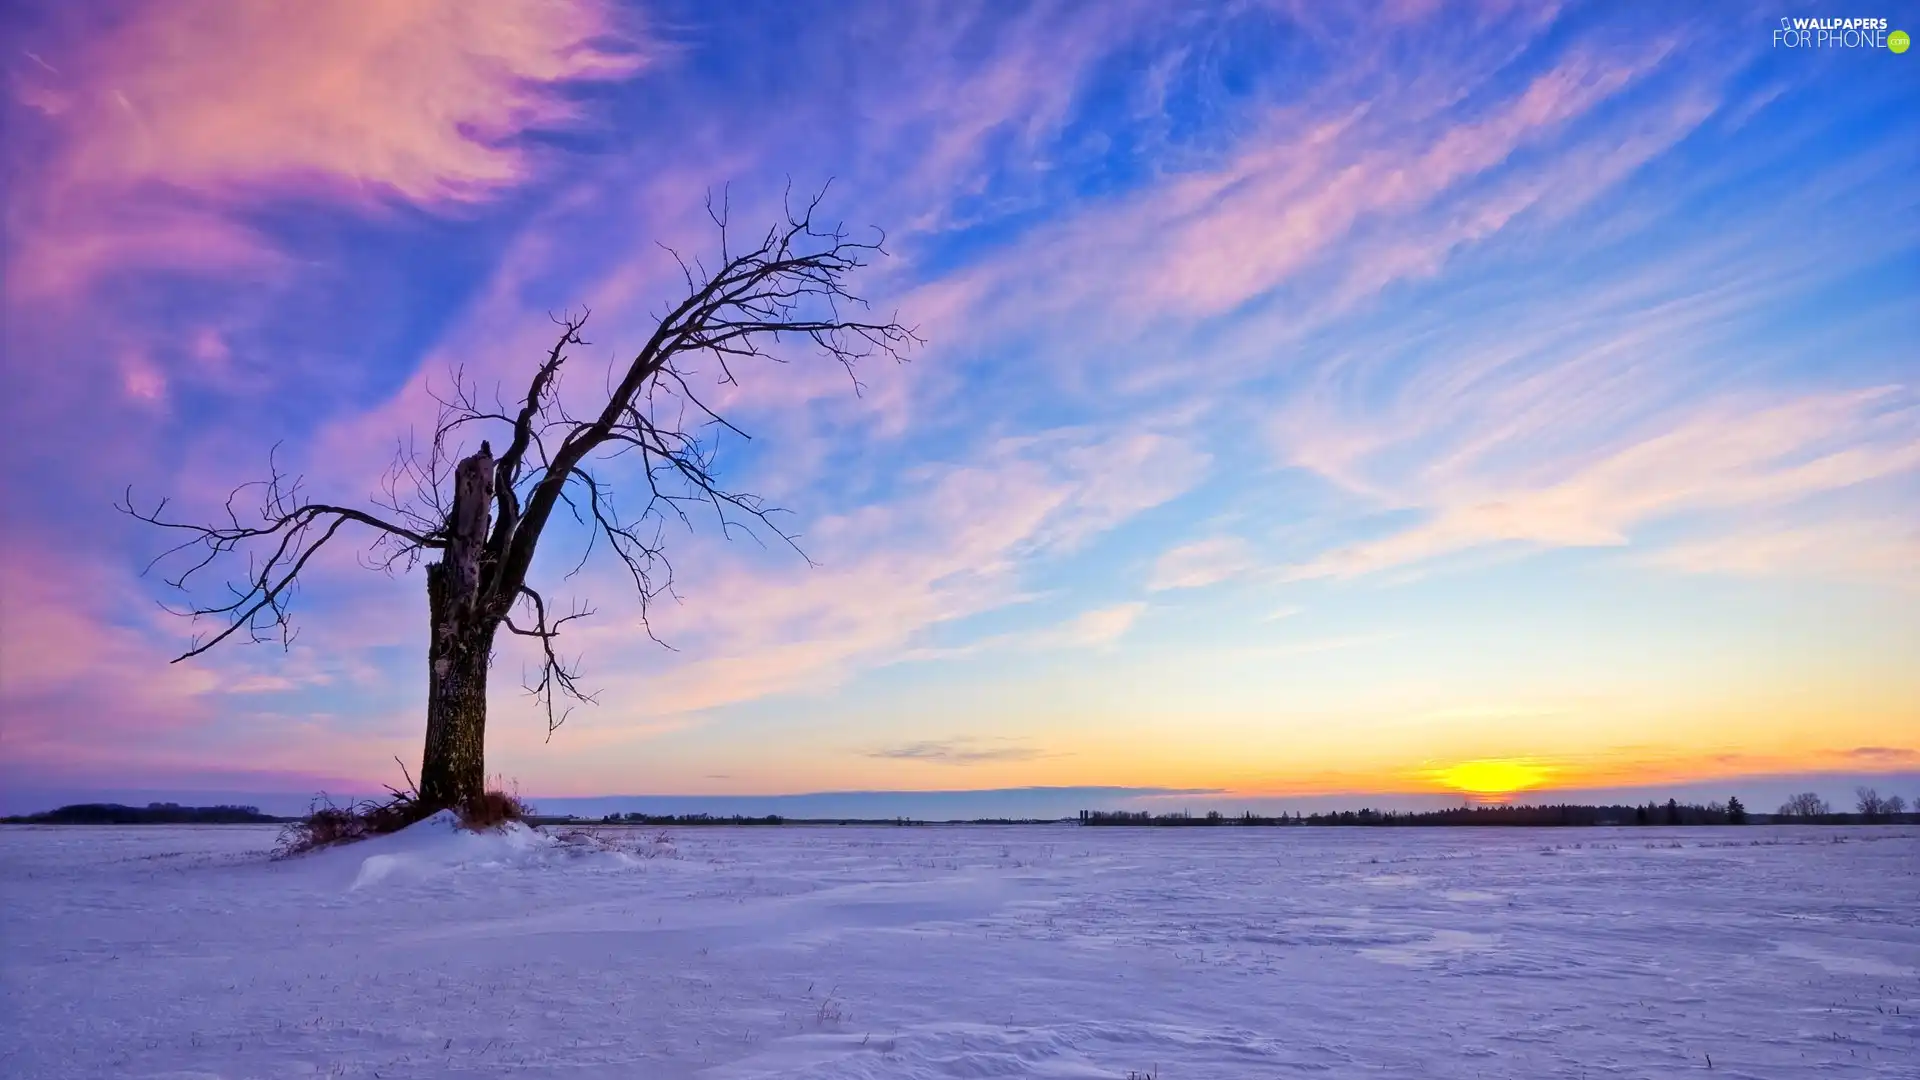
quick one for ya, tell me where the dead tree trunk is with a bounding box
[418,442,496,809]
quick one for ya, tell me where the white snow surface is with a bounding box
[3,819,1917,1078]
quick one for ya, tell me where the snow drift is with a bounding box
[3,824,1916,1078]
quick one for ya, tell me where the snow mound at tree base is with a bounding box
[311,809,634,890]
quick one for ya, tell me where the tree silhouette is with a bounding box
[123,189,916,811]
[1854,786,1888,820]
[1777,792,1830,818]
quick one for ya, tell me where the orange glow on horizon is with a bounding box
[479,734,1919,802]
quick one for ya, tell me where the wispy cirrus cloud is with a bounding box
[5,0,645,300]
[1148,537,1258,591]
[0,542,230,754]
[1636,518,1920,587]
[921,34,1691,352]
[3,1,1913,804]
[1283,388,1920,581]
[1842,747,1917,764]
[899,601,1150,665]
[865,738,1052,766]
[1038,602,1147,649]
[0,533,428,785]
[516,429,1205,730]
[262,2,1728,742]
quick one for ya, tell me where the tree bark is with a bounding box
[418,444,497,810]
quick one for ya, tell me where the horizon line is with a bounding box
[6,768,1917,821]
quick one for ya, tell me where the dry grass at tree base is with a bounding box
[275,785,531,857]
[459,789,530,830]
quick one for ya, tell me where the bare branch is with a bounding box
[119,452,444,662]
[127,184,915,752]
[495,184,918,608]
[503,585,598,740]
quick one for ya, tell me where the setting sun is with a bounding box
[1433,759,1554,801]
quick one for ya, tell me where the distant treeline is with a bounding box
[592,812,1066,826]
[2,802,290,825]
[598,812,787,826]
[1081,798,1777,827]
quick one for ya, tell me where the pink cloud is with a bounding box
[5,201,289,303]
[473,428,1207,737]
[117,348,169,406]
[308,14,1700,751]
[13,0,1890,795]
[1036,602,1146,649]
[278,0,1153,497]
[0,544,214,759]
[847,2,1151,236]
[6,0,645,300]
[1148,537,1259,591]
[924,41,1676,345]
[1638,519,1920,587]
[1284,389,1920,581]
[0,530,431,788]
[896,600,1150,663]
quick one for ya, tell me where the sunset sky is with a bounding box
[2,1,1915,817]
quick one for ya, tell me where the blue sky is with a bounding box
[1,1,1915,816]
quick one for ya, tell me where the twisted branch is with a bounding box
[126,183,918,734]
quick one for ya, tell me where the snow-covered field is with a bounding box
[3,818,1916,1079]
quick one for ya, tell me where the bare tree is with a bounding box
[1777,792,1831,819]
[122,190,917,811]
[1855,786,1889,821]
[1885,794,1907,816]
